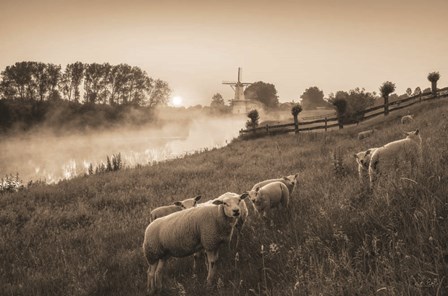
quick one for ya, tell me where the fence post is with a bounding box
[325,117,327,132]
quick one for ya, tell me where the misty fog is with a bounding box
[0,115,245,184]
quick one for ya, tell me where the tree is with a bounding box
[406,88,412,96]
[246,109,259,131]
[379,81,396,116]
[413,87,421,96]
[0,62,36,100]
[47,64,62,100]
[300,86,329,110]
[291,104,303,133]
[147,79,170,108]
[60,62,84,102]
[210,93,229,114]
[331,98,347,129]
[244,81,279,109]
[427,71,440,96]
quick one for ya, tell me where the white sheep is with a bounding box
[143,192,249,294]
[149,195,201,222]
[401,114,414,124]
[249,181,290,216]
[354,148,377,184]
[369,129,422,188]
[251,173,299,195]
[357,129,375,140]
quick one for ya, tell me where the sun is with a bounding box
[171,96,183,107]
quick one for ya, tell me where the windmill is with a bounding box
[222,67,255,114]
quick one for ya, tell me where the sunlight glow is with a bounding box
[171,96,183,107]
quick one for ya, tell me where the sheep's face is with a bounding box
[354,149,375,169]
[213,193,248,218]
[406,130,421,144]
[250,188,266,212]
[174,195,202,209]
[283,173,299,189]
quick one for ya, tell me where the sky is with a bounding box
[1,0,447,106]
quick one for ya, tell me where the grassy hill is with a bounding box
[1,98,448,295]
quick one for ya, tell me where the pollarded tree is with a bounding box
[379,81,396,116]
[291,104,302,133]
[406,88,412,96]
[427,71,440,96]
[331,97,347,129]
[246,109,259,131]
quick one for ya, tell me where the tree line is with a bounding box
[0,61,171,107]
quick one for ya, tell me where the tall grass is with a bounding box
[1,99,448,295]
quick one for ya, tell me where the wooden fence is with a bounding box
[239,86,448,136]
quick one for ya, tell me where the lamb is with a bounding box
[249,181,290,216]
[143,192,249,294]
[149,195,201,222]
[401,114,414,124]
[369,129,422,188]
[251,173,299,195]
[357,129,375,140]
[354,148,377,184]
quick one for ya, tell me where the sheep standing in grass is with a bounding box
[357,129,375,140]
[401,114,414,124]
[354,148,377,184]
[249,181,290,216]
[143,193,249,294]
[149,195,201,222]
[369,130,422,188]
[251,173,299,195]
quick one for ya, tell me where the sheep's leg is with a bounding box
[205,249,219,287]
[147,262,158,295]
[154,258,166,292]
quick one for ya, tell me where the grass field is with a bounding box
[1,98,448,295]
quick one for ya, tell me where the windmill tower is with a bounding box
[223,68,259,114]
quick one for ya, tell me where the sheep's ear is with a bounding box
[194,195,202,202]
[282,176,288,180]
[212,200,224,205]
[354,154,358,159]
[415,129,419,135]
[294,173,299,178]
[173,201,184,208]
[255,186,260,193]
[240,192,249,200]
[365,149,371,156]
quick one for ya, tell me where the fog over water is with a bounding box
[0,116,245,184]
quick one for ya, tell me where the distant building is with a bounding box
[223,67,264,115]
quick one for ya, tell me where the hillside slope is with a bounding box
[1,98,448,295]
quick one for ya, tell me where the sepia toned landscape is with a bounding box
[1,0,448,295]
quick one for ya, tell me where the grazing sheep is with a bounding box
[143,192,249,294]
[149,195,201,222]
[354,148,377,184]
[401,114,414,124]
[369,130,422,188]
[250,181,290,216]
[357,129,375,140]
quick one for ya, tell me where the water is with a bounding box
[0,116,245,184]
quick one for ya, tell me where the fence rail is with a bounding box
[240,86,448,136]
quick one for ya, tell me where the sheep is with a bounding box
[401,114,414,124]
[249,181,290,216]
[369,129,422,188]
[143,192,249,294]
[354,148,377,184]
[149,195,201,222]
[251,173,299,195]
[357,129,375,140]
